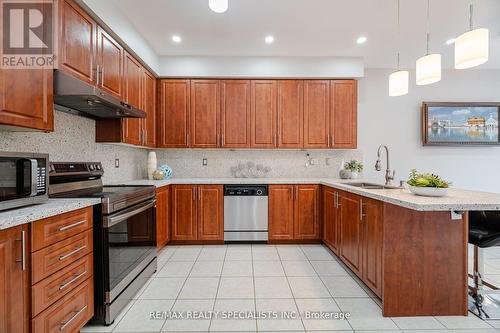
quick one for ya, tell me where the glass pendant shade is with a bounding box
[454,28,489,69]
[208,0,228,13]
[416,53,441,85]
[389,70,409,96]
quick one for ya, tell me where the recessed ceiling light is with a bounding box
[445,38,455,45]
[209,0,228,13]
[172,35,182,43]
[265,35,275,44]
[356,36,367,44]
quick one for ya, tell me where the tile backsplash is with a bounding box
[154,149,363,178]
[0,111,148,184]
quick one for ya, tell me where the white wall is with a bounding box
[358,69,500,193]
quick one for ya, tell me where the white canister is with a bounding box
[147,151,157,180]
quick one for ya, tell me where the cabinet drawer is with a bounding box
[32,254,93,317]
[32,278,94,333]
[32,207,92,252]
[32,230,93,284]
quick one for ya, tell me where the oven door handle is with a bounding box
[29,159,38,197]
[103,200,156,228]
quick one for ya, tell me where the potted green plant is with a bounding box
[340,160,363,179]
[407,169,451,197]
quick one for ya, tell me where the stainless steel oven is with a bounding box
[0,152,48,211]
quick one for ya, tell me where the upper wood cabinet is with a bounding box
[121,52,143,146]
[0,225,29,333]
[304,80,330,148]
[96,27,123,99]
[190,80,220,148]
[158,80,191,148]
[221,80,251,148]
[277,80,303,148]
[250,80,277,148]
[0,68,54,131]
[142,70,157,147]
[331,80,357,148]
[58,0,97,84]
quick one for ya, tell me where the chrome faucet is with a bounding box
[375,145,396,186]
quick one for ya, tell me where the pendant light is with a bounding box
[389,0,409,97]
[209,0,228,13]
[416,0,441,85]
[455,2,489,69]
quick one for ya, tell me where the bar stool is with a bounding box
[468,210,500,319]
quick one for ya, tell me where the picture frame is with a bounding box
[422,102,500,146]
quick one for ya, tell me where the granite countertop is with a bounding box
[114,178,500,212]
[0,198,101,231]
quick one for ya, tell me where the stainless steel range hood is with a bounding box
[54,70,146,119]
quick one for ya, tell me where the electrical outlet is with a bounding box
[202,158,208,166]
[115,158,120,168]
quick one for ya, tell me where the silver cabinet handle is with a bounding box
[328,134,331,147]
[59,271,87,290]
[21,230,26,271]
[96,65,100,85]
[59,245,86,261]
[59,220,86,232]
[360,199,366,221]
[60,305,87,331]
[337,193,341,207]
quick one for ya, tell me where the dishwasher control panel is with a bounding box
[224,185,268,196]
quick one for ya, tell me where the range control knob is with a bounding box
[96,164,102,170]
[256,189,263,195]
[89,164,95,171]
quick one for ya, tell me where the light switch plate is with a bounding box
[115,158,120,168]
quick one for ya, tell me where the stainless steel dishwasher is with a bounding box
[224,185,268,241]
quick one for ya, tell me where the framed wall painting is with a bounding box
[422,102,500,146]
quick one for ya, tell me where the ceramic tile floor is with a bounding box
[81,244,500,333]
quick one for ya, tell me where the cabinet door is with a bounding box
[190,80,220,148]
[143,70,157,147]
[339,191,362,277]
[278,80,303,148]
[0,69,53,131]
[304,80,330,148]
[156,186,170,249]
[221,80,251,147]
[331,80,357,148]
[96,27,123,99]
[250,80,277,148]
[294,185,320,240]
[58,0,97,84]
[269,185,294,240]
[0,225,29,333]
[361,197,383,298]
[197,185,224,241]
[122,52,143,145]
[171,185,198,241]
[158,80,191,147]
[322,187,339,254]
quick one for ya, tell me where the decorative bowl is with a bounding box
[157,164,173,180]
[408,185,449,197]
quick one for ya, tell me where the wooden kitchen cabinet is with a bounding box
[221,80,251,148]
[156,186,170,249]
[361,196,383,298]
[58,0,97,85]
[142,70,157,147]
[269,185,320,241]
[122,52,143,145]
[304,80,330,148]
[250,80,277,148]
[197,185,224,241]
[190,80,220,148]
[322,187,340,254]
[339,190,362,277]
[277,80,303,148]
[171,185,224,242]
[96,26,123,99]
[157,80,191,148]
[331,80,357,148]
[294,185,321,240]
[0,225,29,333]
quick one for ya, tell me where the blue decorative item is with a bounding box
[157,164,173,180]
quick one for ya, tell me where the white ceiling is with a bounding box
[110,0,500,69]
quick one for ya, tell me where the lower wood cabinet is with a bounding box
[269,185,320,241]
[339,190,362,276]
[171,185,223,242]
[0,225,30,333]
[156,186,171,249]
[361,197,383,298]
[322,187,340,254]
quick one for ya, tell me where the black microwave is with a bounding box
[0,152,49,211]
